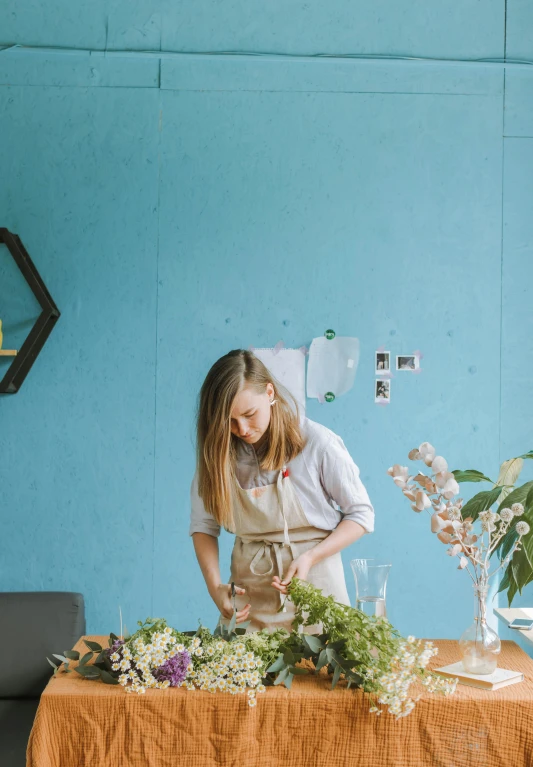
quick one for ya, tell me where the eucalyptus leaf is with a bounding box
[302,634,324,653]
[266,654,286,673]
[84,640,103,653]
[327,639,347,652]
[78,652,93,666]
[315,649,328,673]
[64,650,80,661]
[331,664,342,690]
[346,669,364,685]
[99,668,120,685]
[283,648,295,666]
[273,667,289,685]
[52,654,68,664]
[46,657,58,669]
[460,487,505,522]
[75,665,101,679]
[452,469,493,484]
[284,672,294,690]
[325,647,345,666]
[110,633,118,642]
[289,666,309,675]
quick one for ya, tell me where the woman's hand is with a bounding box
[210,583,251,623]
[271,552,314,596]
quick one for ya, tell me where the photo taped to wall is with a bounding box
[396,355,419,371]
[375,379,390,402]
[375,351,390,372]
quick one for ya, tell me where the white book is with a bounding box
[433,661,524,690]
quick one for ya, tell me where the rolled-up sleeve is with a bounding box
[319,436,375,534]
[189,471,221,538]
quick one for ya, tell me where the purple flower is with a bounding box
[105,638,126,658]
[154,650,192,687]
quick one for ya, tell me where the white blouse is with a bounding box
[189,415,375,538]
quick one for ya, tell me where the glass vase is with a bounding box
[458,579,501,674]
[350,558,391,618]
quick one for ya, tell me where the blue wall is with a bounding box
[1,2,532,643]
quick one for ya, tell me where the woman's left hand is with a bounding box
[271,552,314,595]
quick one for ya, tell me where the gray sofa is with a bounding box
[0,592,86,767]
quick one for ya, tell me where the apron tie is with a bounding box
[249,540,294,611]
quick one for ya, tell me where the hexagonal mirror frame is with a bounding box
[0,227,61,394]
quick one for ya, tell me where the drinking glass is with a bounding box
[350,559,392,618]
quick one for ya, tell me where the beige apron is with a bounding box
[217,466,351,635]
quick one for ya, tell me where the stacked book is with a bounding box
[433,662,524,690]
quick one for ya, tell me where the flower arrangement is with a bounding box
[388,442,533,673]
[47,578,456,720]
[387,442,533,604]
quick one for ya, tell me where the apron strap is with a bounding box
[278,466,292,548]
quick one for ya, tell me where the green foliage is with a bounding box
[459,486,505,522]
[454,453,533,605]
[452,469,494,484]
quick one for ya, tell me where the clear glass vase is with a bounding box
[458,580,501,674]
[350,558,392,618]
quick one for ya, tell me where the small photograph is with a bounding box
[375,351,390,372]
[375,379,391,402]
[396,355,419,371]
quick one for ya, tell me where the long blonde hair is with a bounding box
[195,349,306,531]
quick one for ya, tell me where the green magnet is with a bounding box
[324,329,336,340]
[324,392,335,402]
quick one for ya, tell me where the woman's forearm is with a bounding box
[192,532,222,595]
[307,519,367,566]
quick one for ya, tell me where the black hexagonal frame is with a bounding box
[0,228,60,394]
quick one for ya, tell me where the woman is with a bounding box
[189,349,375,634]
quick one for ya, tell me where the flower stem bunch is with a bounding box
[287,578,456,719]
[110,618,280,705]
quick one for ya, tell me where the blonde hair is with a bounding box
[195,349,306,531]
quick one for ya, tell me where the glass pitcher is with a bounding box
[350,558,392,618]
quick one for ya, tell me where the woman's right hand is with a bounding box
[210,584,251,623]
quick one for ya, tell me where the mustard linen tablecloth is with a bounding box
[26,636,533,767]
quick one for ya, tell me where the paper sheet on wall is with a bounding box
[306,336,360,399]
[252,348,306,413]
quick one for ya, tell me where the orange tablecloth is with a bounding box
[27,636,533,767]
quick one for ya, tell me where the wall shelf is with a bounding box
[0,228,60,394]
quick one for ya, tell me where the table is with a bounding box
[27,635,533,767]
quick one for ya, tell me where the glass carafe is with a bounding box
[458,579,501,674]
[350,558,391,618]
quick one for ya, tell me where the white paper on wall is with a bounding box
[306,336,360,400]
[252,347,306,413]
